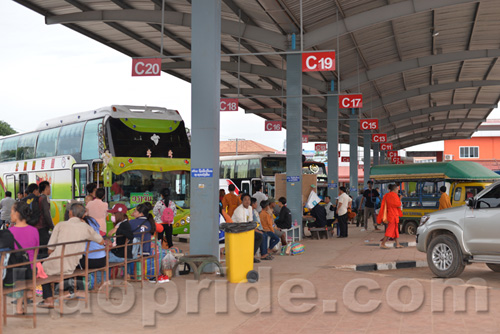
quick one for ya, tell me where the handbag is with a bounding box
[381,200,389,225]
[347,208,356,220]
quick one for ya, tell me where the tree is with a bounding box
[0,121,16,136]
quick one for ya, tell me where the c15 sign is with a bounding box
[302,52,335,72]
[380,143,393,150]
[265,121,282,131]
[220,98,238,112]
[315,143,327,151]
[360,119,379,131]
[372,134,387,143]
[339,94,363,109]
[132,58,161,76]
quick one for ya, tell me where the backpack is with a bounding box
[276,207,292,230]
[161,202,174,225]
[22,195,42,227]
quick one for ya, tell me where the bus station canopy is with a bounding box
[370,161,500,181]
[15,0,500,149]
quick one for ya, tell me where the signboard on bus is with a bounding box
[302,52,335,72]
[339,94,363,109]
[380,143,393,150]
[372,134,387,143]
[132,58,161,76]
[220,98,238,112]
[265,121,282,131]
[315,143,327,151]
[360,119,378,130]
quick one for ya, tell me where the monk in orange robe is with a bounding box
[221,184,241,217]
[438,186,452,210]
[378,183,403,249]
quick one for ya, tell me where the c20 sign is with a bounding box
[380,143,393,150]
[265,121,282,132]
[220,98,238,112]
[339,94,363,109]
[132,58,161,76]
[372,134,387,143]
[302,52,335,72]
[360,119,378,131]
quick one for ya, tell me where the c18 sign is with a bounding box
[302,52,335,72]
[220,98,238,112]
[360,119,379,131]
[339,94,363,109]
[372,134,387,143]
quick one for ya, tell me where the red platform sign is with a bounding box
[302,52,335,72]
[132,58,161,76]
[339,94,363,109]
[360,119,378,131]
[372,134,387,143]
[220,98,238,112]
[302,135,309,143]
[315,143,327,151]
[387,151,398,158]
[341,157,350,163]
[380,143,393,151]
[265,121,282,131]
[391,156,403,164]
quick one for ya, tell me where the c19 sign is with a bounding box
[372,134,387,143]
[302,52,335,72]
[220,98,238,112]
[315,143,327,152]
[265,121,282,132]
[339,94,363,109]
[380,143,393,150]
[360,119,378,131]
[132,58,161,76]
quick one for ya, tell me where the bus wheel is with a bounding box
[404,221,418,235]
[486,263,500,272]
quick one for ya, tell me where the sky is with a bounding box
[2,1,500,153]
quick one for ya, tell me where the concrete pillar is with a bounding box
[327,88,339,199]
[363,133,371,185]
[285,52,303,227]
[189,0,221,259]
[349,108,358,198]
[381,151,386,164]
[373,144,380,166]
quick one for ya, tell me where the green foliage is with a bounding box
[0,121,16,136]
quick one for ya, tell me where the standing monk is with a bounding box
[378,184,403,249]
[222,184,241,217]
[438,186,452,210]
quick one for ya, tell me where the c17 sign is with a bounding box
[339,94,363,109]
[360,119,379,131]
[372,134,387,143]
[380,143,393,150]
[302,52,335,72]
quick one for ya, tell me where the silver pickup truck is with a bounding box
[416,180,500,278]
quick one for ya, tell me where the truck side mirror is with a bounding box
[466,198,475,208]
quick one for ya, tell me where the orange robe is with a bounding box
[438,193,452,210]
[222,193,241,217]
[377,192,403,239]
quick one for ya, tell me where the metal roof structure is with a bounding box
[14,0,500,149]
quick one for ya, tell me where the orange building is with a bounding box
[443,120,500,171]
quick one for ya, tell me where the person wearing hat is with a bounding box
[360,180,381,231]
[107,203,134,262]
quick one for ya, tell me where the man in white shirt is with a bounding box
[336,187,352,238]
[232,193,263,263]
[324,196,336,227]
[252,185,268,213]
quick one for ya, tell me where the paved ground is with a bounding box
[5,225,500,334]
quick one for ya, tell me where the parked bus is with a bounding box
[370,161,500,235]
[0,105,191,234]
[219,154,328,199]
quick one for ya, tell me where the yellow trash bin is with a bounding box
[222,222,258,283]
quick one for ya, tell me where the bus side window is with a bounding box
[73,166,88,199]
[19,174,28,195]
[454,187,462,202]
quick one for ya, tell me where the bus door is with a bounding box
[240,180,251,195]
[251,178,262,195]
[72,164,89,199]
[18,174,28,196]
[4,174,16,197]
[91,160,104,187]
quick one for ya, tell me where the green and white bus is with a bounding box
[0,105,191,234]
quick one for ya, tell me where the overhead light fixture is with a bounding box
[433,32,440,37]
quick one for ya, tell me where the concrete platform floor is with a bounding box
[5,225,500,334]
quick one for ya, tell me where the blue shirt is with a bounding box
[129,217,152,254]
[86,217,106,259]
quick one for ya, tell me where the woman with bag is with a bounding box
[153,188,177,249]
[378,184,403,249]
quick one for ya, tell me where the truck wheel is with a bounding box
[404,221,418,235]
[486,263,500,272]
[427,234,465,278]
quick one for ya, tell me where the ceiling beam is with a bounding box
[395,135,470,150]
[385,118,486,137]
[391,129,473,148]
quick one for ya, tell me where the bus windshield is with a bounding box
[262,157,286,176]
[109,170,190,209]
